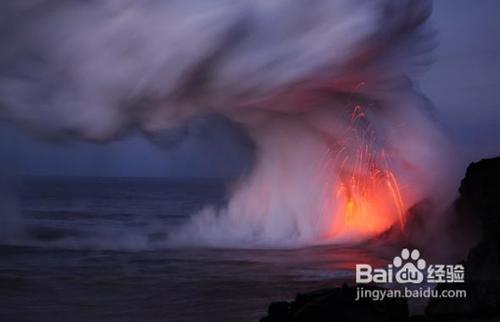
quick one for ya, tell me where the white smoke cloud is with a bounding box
[0,0,456,247]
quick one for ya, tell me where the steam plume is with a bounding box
[0,0,455,246]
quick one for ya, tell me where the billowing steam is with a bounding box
[0,0,455,247]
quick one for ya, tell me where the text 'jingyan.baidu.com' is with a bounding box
[355,248,466,301]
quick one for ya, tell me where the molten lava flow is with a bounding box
[328,105,406,240]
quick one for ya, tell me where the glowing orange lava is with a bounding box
[328,105,406,240]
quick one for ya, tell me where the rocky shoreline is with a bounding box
[260,157,500,322]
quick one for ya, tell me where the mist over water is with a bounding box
[0,0,457,247]
[1,177,393,322]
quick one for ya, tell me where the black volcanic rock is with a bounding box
[260,284,408,322]
[457,157,500,239]
[426,157,500,319]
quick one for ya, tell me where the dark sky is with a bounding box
[0,0,499,177]
[420,0,500,160]
[0,118,252,178]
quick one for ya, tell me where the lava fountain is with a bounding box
[328,104,406,240]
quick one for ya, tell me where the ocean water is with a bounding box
[0,177,386,322]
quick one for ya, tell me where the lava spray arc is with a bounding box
[328,103,407,241]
